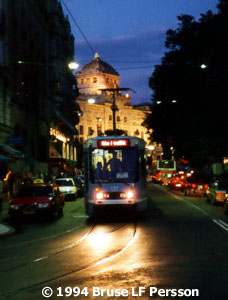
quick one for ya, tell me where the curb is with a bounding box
[0,224,15,238]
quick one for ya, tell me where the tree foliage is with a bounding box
[144,0,228,167]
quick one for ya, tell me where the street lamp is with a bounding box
[88,98,95,104]
[200,64,207,69]
[17,60,79,71]
[68,61,79,70]
[99,87,136,135]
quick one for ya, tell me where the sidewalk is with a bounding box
[0,194,15,238]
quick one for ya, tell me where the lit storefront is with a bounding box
[49,128,77,176]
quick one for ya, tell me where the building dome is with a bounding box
[77,53,119,76]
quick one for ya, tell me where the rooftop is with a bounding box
[77,53,119,76]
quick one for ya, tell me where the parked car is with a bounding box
[8,183,64,219]
[224,194,228,214]
[183,174,210,197]
[205,179,228,205]
[55,178,77,201]
[74,175,84,197]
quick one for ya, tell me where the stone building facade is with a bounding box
[0,0,78,176]
[76,53,151,145]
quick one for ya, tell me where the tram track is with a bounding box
[0,221,137,298]
[0,220,134,272]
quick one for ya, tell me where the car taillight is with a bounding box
[192,184,197,189]
[216,192,225,196]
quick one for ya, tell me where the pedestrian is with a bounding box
[0,177,3,212]
[21,170,28,185]
[4,169,15,201]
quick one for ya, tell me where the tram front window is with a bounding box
[91,148,138,183]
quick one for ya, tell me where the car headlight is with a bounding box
[175,183,182,188]
[38,203,50,208]
[9,205,21,210]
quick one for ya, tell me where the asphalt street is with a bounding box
[0,183,228,299]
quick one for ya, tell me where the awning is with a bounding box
[0,143,24,159]
[0,154,16,163]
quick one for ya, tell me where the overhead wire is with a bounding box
[60,1,157,72]
[61,0,96,55]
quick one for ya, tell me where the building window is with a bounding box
[79,137,84,144]
[86,78,90,84]
[117,116,120,122]
[134,129,139,136]
[124,117,127,122]
[80,79,84,84]
[88,127,94,136]
[97,124,102,136]
[93,77,97,83]
[106,78,109,83]
[79,125,83,135]
[109,115,112,121]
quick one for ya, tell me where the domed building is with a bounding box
[75,54,159,154]
[76,53,120,95]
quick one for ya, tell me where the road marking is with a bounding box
[212,219,228,233]
[154,185,228,234]
[73,215,87,218]
[158,185,210,216]
[34,256,48,262]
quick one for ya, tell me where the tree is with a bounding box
[144,1,228,167]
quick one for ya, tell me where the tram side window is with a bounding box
[91,148,139,183]
[140,150,147,178]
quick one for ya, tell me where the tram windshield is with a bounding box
[90,148,139,183]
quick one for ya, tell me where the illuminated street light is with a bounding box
[17,60,79,70]
[200,64,207,69]
[68,61,79,70]
[88,98,95,104]
[147,145,155,151]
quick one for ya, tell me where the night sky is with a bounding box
[62,0,219,105]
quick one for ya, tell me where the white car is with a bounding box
[55,178,77,201]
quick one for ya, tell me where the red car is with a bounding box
[183,174,209,197]
[9,184,64,219]
[168,175,186,191]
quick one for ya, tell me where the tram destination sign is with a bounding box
[98,139,130,147]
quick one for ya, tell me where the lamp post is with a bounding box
[17,60,79,70]
[99,87,135,135]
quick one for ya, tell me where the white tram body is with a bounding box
[83,136,147,216]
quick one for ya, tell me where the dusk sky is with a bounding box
[62,0,219,105]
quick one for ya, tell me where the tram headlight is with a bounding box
[126,190,134,199]
[96,192,104,200]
